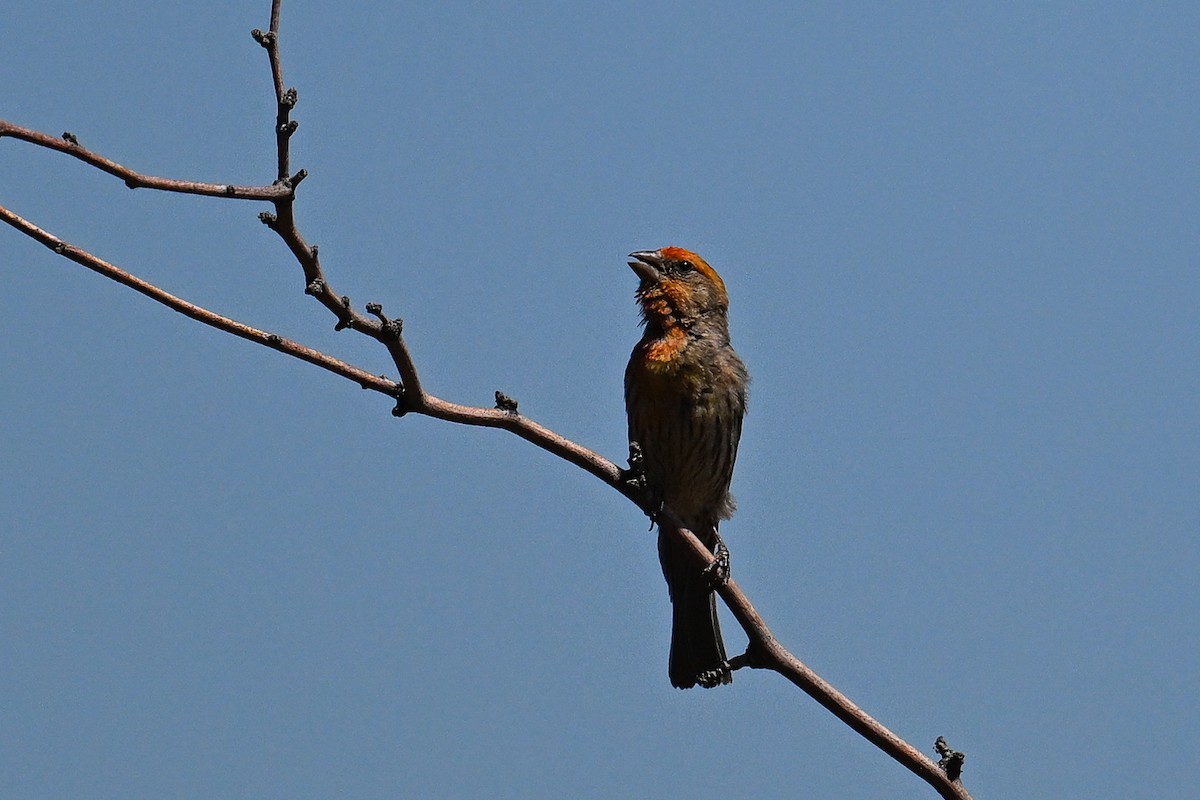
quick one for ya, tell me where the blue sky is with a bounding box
[2,2,1197,798]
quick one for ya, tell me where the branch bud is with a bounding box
[494,391,519,413]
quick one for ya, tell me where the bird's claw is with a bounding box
[695,662,733,688]
[622,441,651,499]
[622,443,664,530]
[618,466,641,488]
[702,534,731,588]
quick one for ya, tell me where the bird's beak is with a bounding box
[628,250,663,283]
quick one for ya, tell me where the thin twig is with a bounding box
[251,4,423,402]
[0,203,392,394]
[0,120,290,201]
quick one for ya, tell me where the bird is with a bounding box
[623,246,749,689]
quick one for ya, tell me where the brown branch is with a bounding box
[247,6,424,402]
[0,2,974,798]
[0,120,290,201]
[658,508,973,800]
[0,202,393,395]
[245,2,643,504]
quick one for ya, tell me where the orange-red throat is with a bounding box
[628,247,730,332]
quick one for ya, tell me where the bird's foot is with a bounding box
[702,533,731,588]
[695,662,733,688]
[620,442,660,528]
[622,442,647,489]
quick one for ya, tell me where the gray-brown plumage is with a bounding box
[623,246,749,689]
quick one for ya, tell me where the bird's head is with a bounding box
[628,246,729,330]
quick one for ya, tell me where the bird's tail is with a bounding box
[659,525,732,689]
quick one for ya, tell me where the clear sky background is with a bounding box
[2,3,1197,798]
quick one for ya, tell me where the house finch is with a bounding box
[623,246,749,689]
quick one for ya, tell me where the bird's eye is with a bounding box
[677,260,695,272]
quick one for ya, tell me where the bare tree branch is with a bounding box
[0,2,974,798]
[0,202,391,394]
[0,120,290,201]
